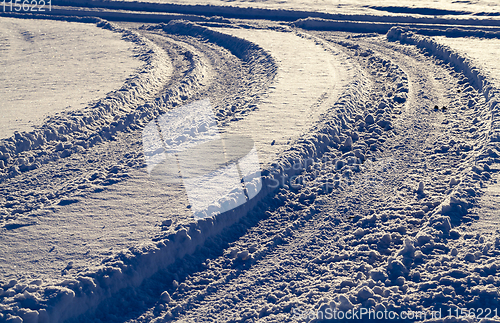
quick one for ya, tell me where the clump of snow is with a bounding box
[0,17,172,184]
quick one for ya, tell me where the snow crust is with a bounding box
[2,3,500,323]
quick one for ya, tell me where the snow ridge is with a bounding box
[0,18,172,183]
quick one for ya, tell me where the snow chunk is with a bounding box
[356,286,374,301]
[160,291,172,303]
[364,114,375,125]
[369,269,388,282]
[387,258,409,277]
[337,295,354,311]
[397,238,416,258]
[464,253,476,262]
[429,215,452,235]
[449,177,460,187]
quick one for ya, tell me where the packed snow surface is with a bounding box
[0,17,142,139]
[215,27,350,165]
[433,36,500,86]
[1,1,500,323]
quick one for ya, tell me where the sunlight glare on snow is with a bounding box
[433,36,500,87]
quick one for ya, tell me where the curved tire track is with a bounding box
[126,30,500,323]
[1,15,500,323]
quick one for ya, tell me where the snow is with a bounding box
[65,0,500,18]
[214,27,351,166]
[2,1,500,323]
[433,36,500,87]
[0,17,143,139]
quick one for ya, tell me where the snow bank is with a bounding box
[293,17,395,34]
[155,20,275,64]
[293,17,500,36]
[415,26,500,39]
[52,0,500,27]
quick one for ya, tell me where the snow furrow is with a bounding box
[124,30,500,323]
[0,20,281,323]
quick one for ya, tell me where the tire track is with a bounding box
[0,19,279,323]
[128,31,498,323]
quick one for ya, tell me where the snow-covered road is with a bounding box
[1,4,500,323]
[0,25,350,282]
[0,17,143,139]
